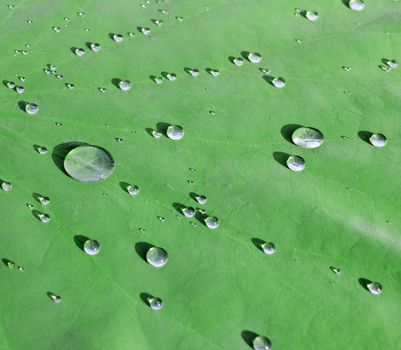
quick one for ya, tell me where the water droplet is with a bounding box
[25,102,39,115]
[343,90,351,96]
[166,125,184,140]
[38,195,50,205]
[209,69,220,77]
[139,227,146,233]
[17,266,24,272]
[153,76,163,84]
[53,26,61,33]
[6,81,15,89]
[119,80,132,91]
[152,130,162,138]
[49,64,57,72]
[84,239,101,255]
[64,17,70,22]
[77,11,85,17]
[148,297,163,310]
[166,73,177,81]
[115,137,124,142]
[294,8,303,15]
[248,52,262,63]
[84,28,90,32]
[349,0,365,11]
[205,216,219,229]
[55,122,62,127]
[99,87,107,93]
[22,50,28,55]
[158,216,166,222]
[295,38,302,44]
[342,66,352,72]
[160,9,168,15]
[292,127,324,149]
[286,155,305,172]
[146,247,168,267]
[272,77,286,88]
[187,180,194,185]
[261,242,276,255]
[66,83,75,89]
[18,76,26,82]
[113,34,124,43]
[74,48,85,57]
[27,19,33,24]
[209,110,216,116]
[182,206,195,218]
[305,11,319,21]
[233,57,244,66]
[384,59,398,69]
[6,260,14,269]
[1,181,12,192]
[64,145,115,182]
[330,266,342,275]
[38,213,50,223]
[49,292,62,303]
[127,185,140,196]
[367,281,382,295]
[369,133,387,147]
[90,43,101,52]
[56,74,63,80]
[189,69,200,77]
[253,335,272,350]
[195,195,207,205]
[36,146,48,155]
[141,27,151,35]
[154,19,163,25]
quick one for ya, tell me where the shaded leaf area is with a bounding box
[0,0,401,349]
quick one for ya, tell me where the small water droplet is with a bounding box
[349,0,365,11]
[176,16,184,21]
[56,74,63,80]
[84,239,100,255]
[74,48,85,57]
[141,27,151,35]
[209,110,216,116]
[1,181,12,192]
[90,43,101,52]
[66,83,75,89]
[343,90,351,96]
[49,64,57,72]
[8,4,15,10]
[152,130,162,138]
[286,155,305,172]
[209,69,220,77]
[6,81,15,89]
[27,19,33,24]
[154,19,163,25]
[369,133,387,147]
[36,146,48,155]
[99,87,107,93]
[248,52,262,64]
[330,266,342,275]
[380,65,391,72]
[119,80,132,91]
[146,247,168,267]
[25,102,39,115]
[17,266,24,272]
[166,73,177,81]
[55,122,62,126]
[84,28,90,32]
[342,66,352,72]
[64,17,70,22]
[253,335,272,350]
[205,216,219,229]
[113,34,124,43]
[272,77,286,88]
[115,137,124,142]
[367,281,382,295]
[6,260,15,269]
[187,180,194,185]
[160,9,168,15]
[295,38,302,44]
[189,69,200,77]
[305,10,319,21]
[190,222,198,227]
[127,185,140,196]
[148,297,163,310]
[15,86,24,94]
[18,76,26,82]
[158,216,166,222]
[167,125,184,140]
[77,11,85,17]
[182,206,195,218]
[261,242,276,255]
[139,227,146,233]
[195,195,207,205]
[38,195,50,205]
[38,213,50,223]
[52,26,61,33]
[49,292,62,303]
[153,76,163,84]
[292,127,324,149]
[233,57,244,66]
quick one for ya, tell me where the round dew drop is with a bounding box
[75,48,85,56]
[286,155,305,172]
[166,125,184,140]
[119,80,132,91]
[261,242,276,255]
[369,133,387,147]
[182,207,196,218]
[305,11,319,21]
[149,297,163,310]
[292,127,324,149]
[205,216,219,229]
[146,247,168,268]
[367,282,382,295]
[272,77,286,88]
[113,34,124,43]
[233,57,244,66]
[25,103,39,115]
[349,0,365,11]
[253,335,272,350]
[127,185,140,196]
[248,52,262,63]
[84,239,101,256]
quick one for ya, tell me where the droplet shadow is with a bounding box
[2,80,12,88]
[2,258,13,267]
[273,151,290,168]
[357,131,373,144]
[156,122,171,136]
[251,238,266,252]
[341,0,350,8]
[73,235,90,251]
[140,292,153,306]
[381,58,391,66]
[119,181,131,193]
[145,128,155,137]
[70,47,78,55]
[205,68,214,76]
[135,242,153,263]
[183,67,196,76]
[111,78,122,89]
[32,209,44,221]
[189,192,200,202]
[52,141,86,176]
[17,101,27,112]
[281,124,302,144]
[172,202,186,215]
[263,75,275,86]
[85,42,92,50]
[358,277,372,292]
[240,51,251,62]
[160,71,170,79]
[241,330,258,348]
[32,192,44,204]
[228,56,237,64]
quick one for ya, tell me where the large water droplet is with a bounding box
[367,281,382,295]
[182,206,195,218]
[306,10,319,21]
[261,242,276,255]
[233,57,244,66]
[119,80,132,91]
[38,213,50,223]
[84,239,101,255]
[166,125,184,140]
[38,195,50,205]
[74,48,85,56]
[205,216,219,229]
[146,247,168,267]
[141,27,151,35]
[127,184,140,196]
[90,43,101,52]
[25,102,39,115]
[369,133,387,147]
[195,195,207,205]
[286,155,305,171]
[253,335,272,350]
[248,52,262,63]
[63,145,115,182]
[149,297,163,310]
[349,0,365,11]
[272,77,286,88]
[113,34,124,43]
[1,181,12,192]
[292,127,324,149]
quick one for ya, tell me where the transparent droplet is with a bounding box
[146,247,168,267]
[38,213,50,223]
[6,260,14,269]
[261,242,276,255]
[253,335,272,350]
[18,76,26,82]
[22,50,28,55]
[84,239,101,256]
[27,19,33,24]
[176,16,184,22]
[64,17,70,22]
[342,66,352,72]
[15,86,24,94]
[367,281,382,295]
[49,293,62,304]
[141,27,151,35]
[36,146,47,155]
[128,32,135,37]
[158,216,165,222]
[189,69,200,77]
[90,43,101,52]
[330,266,342,275]
[152,130,162,138]
[84,28,90,32]
[127,185,140,196]
[160,9,168,15]
[56,74,63,80]
[38,195,50,205]
[99,87,107,93]
[74,48,85,57]
[25,102,39,115]
[166,73,177,81]
[53,26,61,32]
[17,266,24,272]
[248,52,262,63]
[205,216,219,229]
[154,77,163,84]
[209,110,216,116]
[294,8,303,15]
[1,181,12,192]
[195,195,207,205]
[66,83,75,89]
[154,19,163,25]
[6,81,15,89]
[286,155,305,172]
[292,127,324,149]
[233,57,244,66]
[369,133,387,147]
[115,137,124,142]
[149,297,163,310]
[182,207,195,218]
[119,80,132,91]
[77,11,85,17]
[306,11,319,21]
[113,34,124,43]
[210,69,220,77]
[272,77,286,88]
[349,0,365,11]
[166,125,184,140]
[385,59,398,69]
[63,145,115,182]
